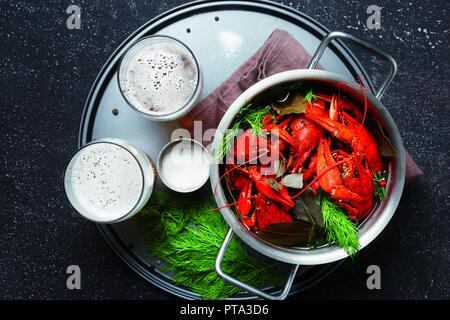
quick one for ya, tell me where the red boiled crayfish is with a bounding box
[225,127,295,231]
[316,138,374,220]
[305,95,383,173]
[227,165,294,230]
[220,89,384,231]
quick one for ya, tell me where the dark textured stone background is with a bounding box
[0,0,449,299]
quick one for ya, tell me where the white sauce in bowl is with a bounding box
[158,139,210,192]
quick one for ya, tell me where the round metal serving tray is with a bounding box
[79,0,376,299]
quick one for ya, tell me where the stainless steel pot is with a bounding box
[210,32,405,299]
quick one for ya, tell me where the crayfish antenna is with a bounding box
[212,152,268,195]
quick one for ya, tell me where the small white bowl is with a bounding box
[157,138,210,193]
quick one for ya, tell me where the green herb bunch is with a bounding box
[319,194,360,257]
[214,104,271,160]
[303,89,317,103]
[134,190,282,299]
[373,171,388,201]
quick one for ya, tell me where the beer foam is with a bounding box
[119,37,199,114]
[67,143,143,221]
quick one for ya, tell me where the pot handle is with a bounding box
[215,229,299,300]
[308,31,397,100]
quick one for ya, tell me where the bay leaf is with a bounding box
[294,188,324,228]
[281,173,304,189]
[258,221,315,247]
[266,178,281,191]
[272,93,307,116]
[274,159,285,178]
[368,119,397,157]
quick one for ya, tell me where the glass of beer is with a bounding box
[63,138,155,223]
[118,35,202,121]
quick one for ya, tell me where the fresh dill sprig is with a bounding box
[304,89,317,104]
[319,194,360,257]
[135,191,191,253]
[214,125,239,161]
[243,105,271,136]
[214,104,271,160]
[134,190,282,300]
[373,171,388,201]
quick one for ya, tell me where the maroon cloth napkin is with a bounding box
[180,29,423,185]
